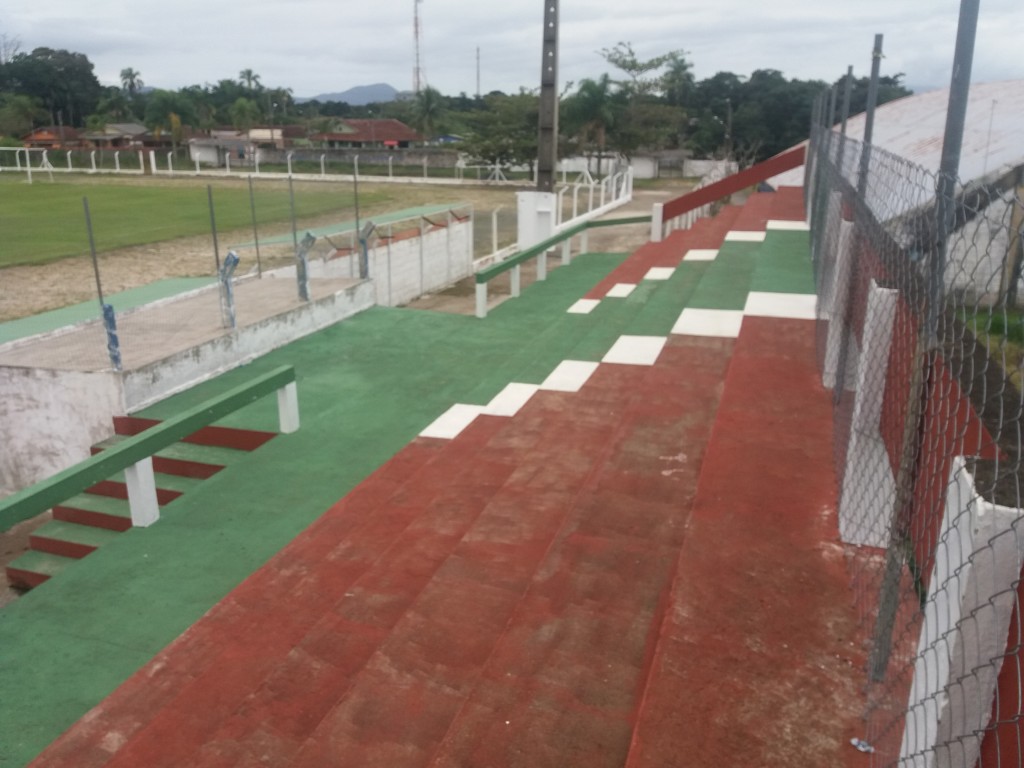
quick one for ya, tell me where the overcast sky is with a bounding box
[3,1,1022,99]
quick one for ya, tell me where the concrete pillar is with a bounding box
[511,265,521,297]
[561,238,571,266]
[822,210,855,390]
[125,456,160,527]
[838,280,898,547]
[517,191,557,250]
[651,203,664,243]
[537,250,547,281]
[277,381,300,434]
[899,457,1024,768]
[475,283,487,319]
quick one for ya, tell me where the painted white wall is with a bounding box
[839,281,898,547]
[0,366,124,497]
[900,457,1024,768]
[287,218,473,308]
[123,280,375,410]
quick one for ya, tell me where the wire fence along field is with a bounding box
[808,100,1024,766]
[0,174,483,372]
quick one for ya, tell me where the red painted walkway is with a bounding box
[30,184,865,767]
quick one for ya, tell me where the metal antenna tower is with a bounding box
[413,0,424,93]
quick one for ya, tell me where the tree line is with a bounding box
[0,35,911,167]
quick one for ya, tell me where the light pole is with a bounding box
[271,102,278,149]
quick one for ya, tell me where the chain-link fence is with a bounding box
[809,98,1024,766]
[0,174,477,374]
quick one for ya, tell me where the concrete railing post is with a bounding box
[125,456,160,527]
[277,381,300,434]
[475,283,487,319]
[651,203,665,243]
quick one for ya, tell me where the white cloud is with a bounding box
[3,0,1021,97]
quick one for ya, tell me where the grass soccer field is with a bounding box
[0,175,388,268]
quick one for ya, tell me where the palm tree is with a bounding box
[238,69,262,95]
[568,75,616,176]
[230,97,261,134]
[412,86,444,138]
[119,68,143,96]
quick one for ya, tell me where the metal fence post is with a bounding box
[856,34,884,198]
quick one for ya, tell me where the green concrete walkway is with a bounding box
[0,222,815,767]
[227,202,461,249]
[0,278,215,346]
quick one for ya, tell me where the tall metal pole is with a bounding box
[870,0,980,683]
[857,34,884,197]
[931,0,979,343]
[836,66,854,173]
[536,0,559,192]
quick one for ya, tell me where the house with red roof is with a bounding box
[310,118,423,149]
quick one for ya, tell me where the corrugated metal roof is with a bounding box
[771,79,1024,186]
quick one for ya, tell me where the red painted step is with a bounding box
[584,204,742,300]
[624,317,865,768]
[770,184,808,221]
[84,479,182,506]
[51,504,131,533]
[729,189,777,231]
[421,339,733,768]
[28,335,736,768]
[113,416,277,451]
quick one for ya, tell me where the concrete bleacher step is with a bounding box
[5,550,78,589]
[6,420,278,593]
[29,519,122,559]
[52,492,132,532]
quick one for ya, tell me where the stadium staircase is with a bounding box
[30,185,862,767]
[5,418,278,589]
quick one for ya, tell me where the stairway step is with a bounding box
[90,436,246,479]
[53,493,132,532]
[30,520,121,559]
[113,416,277,451]
[86,472,202,505]
[6,550,77,589]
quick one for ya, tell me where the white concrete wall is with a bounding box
[839,281,898,547]
[277,218,473,308]
[900,457,1024,768]
[123,280,375,410]
[0,366,124,497]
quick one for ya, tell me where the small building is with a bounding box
[311,119,423,149]
[21,126,81,150]
[247,124,306,150]
[188,137,256,167]
[80,123,149,149]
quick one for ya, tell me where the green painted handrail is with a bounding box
[475,215,652,284]
[0,365,296,532]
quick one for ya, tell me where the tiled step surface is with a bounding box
[29,520,122,559]
[5,551,76,589]
[7,422,274,591]
[29,335,735,768]
[52,493,132,532]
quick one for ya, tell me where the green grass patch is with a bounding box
[0,175,386,267]
[961,307,1024,390]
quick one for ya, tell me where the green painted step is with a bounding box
[6,550,77,587]
[55,493,131,517]
[95,435,252,467]
[687,241,762,311]
[30,521,121,558]
[105,471,204,495]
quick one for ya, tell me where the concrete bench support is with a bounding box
[277,381,300,434]
[125,456,160,528]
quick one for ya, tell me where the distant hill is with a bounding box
[301,83,398,106]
